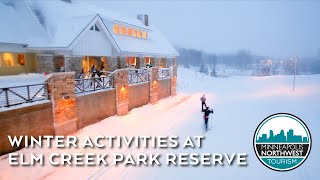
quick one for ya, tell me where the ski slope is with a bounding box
[0,67,319,179]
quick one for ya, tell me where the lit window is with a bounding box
[17,54,25,65]
[133,29,137,37]
[142,31,147,39]
[113,24,119,34]
[137,31,142,38]
[120,26,126,35]
[145,57,150,64]
[128,57,136,66]
[3,53,14,66]
[127,28,132,36]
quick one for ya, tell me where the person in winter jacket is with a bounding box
[200,94,207,109]
[91,65,97,78]
[202,105,213,131]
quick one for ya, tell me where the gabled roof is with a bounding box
[0,0,178,57]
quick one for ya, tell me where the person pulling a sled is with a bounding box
[200,94,207,109]
[202,105,213,131]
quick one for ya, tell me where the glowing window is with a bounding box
[17,54,25,65]
[3,53,14,66]
[127,28,132,36]
[133,29,137,37]
[145,57,151,64]
[120,26,126,35]
[142,31,147,39]
[113,24,119,34]
[129,57,136,65]
[137,31,142,38]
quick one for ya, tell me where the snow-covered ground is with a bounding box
[0,67,319,179]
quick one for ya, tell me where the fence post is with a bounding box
[113,69,129,115]
[171,65,177,96]
[149,67,159,104]
[27,86,31,102]
[48,72,78,135]
[4,88,9,107]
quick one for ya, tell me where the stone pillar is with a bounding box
[172,58,177,66]
[102,57,109,71]
[36,54,54,73]
[136,57,145,68]
[64,56,82,75]
[113,69,129,115]
[108,56,118,72]
[119,57,127,68]
[151,57,156,67]
[48,72,78,135]
[171,66,178,96]
[149,67,159,104]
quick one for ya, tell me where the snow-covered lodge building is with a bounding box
[0,0,178,76]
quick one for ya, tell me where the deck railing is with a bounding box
[158,68,171,79]
[75,76,113,94]
[128,69,149,84]
[0,84,48,108]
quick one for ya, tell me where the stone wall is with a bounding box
[76,89,116,128]
[0,102,54,155]
[36,54,54,73]
[64,56,82,75]
[158,78,171,100]
[53,56,65,72]
[48,72,78,135]
[128,82,150,110]
[108,57,118,72]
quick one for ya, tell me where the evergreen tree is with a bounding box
[199,64,208,74]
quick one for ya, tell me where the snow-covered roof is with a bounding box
[0,2,28,44]
[0,0,178,57]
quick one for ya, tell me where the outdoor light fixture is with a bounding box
[153,80,157,85]
[121,85,126,92]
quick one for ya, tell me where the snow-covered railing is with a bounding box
[158,68,171,79]
[75,76,113,94]
[0,84,48,108]
[128,68,149,84]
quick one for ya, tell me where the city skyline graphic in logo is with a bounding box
[253,113,312,171]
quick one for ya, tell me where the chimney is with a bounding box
[137,14,149,26]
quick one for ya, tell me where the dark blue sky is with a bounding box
[95,0,320,57]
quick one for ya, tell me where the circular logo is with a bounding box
[253,113,312,171]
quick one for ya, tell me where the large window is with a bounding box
[113,23,148,40]
[132,29,137,37]
[145,57,151,64]
[137,31,142,38]
[126,56,136,67]
[113,24,119,34]
[2,53,14,66]
[0,53,27,67]
[120,26,126,35]
[127,28,132,36]
[142,32,147,39]
[17,54,25,65]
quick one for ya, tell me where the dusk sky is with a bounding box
[94,0,320,58]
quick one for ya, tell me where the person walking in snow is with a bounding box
[200,94,207,109]
[202,105,213,131]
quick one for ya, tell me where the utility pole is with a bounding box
[293,57,297,92]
